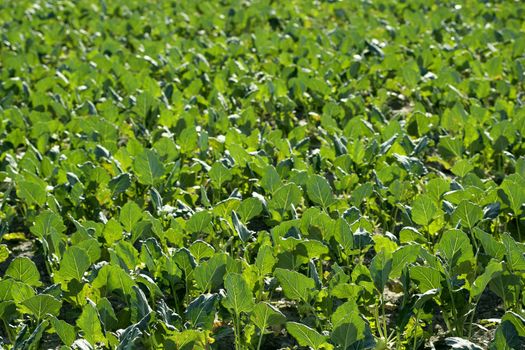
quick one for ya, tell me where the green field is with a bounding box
[1,0,525,349]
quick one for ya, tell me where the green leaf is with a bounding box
[173,248,197,276]
[451,201,483,229]
[269,183,302,211]
[394,154,427,176]
[414,289,439,309]
[97,297,118,331]
[189,240,215,261]
[22,294,62,320]
[12,281,36,304]
[300,240,329,260]
[286,322,326,350]
[391,244,420,279]
[0,245,9,263]
[185,294,218,330]
[116,312,153,350]
[186,210,212,234]
[369,250,393,292]
[411,195,437,226]
[92,265,135,300]
[306,175,335,208]
[103,219,123,245]
[30,210,66,239]
[451,160,474,177]
[165,329,206,350]
[500,175,525,215]
[261,166,281,194]
[250,302,286,331]
[331,301,366,348]
[0,279,14,302]
[120,201,142,232]
[231,210,252,242]
[502,234,525,271]
[51,317,76,346]
[58,246,91,282]
[471,260,503,299]
[77,300,105,346]
[131,285,152,323]
[109,173,132,198]
[222,273,254,315]
[474,228,505,260]
[411,266,442,292]
[436,229,474,267]
[399,227,426,244]
[194,253,228,292]
[334,218,353,253]
[274,268,315,302]
[209,162,232,187]
[255,244,276,276]
[133,149,165,185]
[6,257,41,287]
[237,197,263,222]
[16,319,49,350]
[17,180,47,206]
[112,240,140,270]
[77,237,102,264]
[491,319,522,350]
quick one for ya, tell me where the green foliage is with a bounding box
[0,0,523,348]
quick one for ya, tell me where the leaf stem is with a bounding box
[412,310,420,350]
[256,327,264,350]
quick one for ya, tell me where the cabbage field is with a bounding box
[1,0,525,349]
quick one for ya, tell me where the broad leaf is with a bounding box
[209,162,232,187]
[22,294,62,320]
[58,246,91,282]
[194,253,228,292]
[77,301,105,346]
[17,180,47,206]
[231,210,252,242]
[334,218,353,253]
[251,302,286,331]
[411,266,442,292]
[185,294,218,330]
[108,173,132,198]
[369,250,393,292]
[436,229,474,268]
[237,197,263,222]
[286,322,326,350]
[261,166,281,194]
[6,257,41,287]
[411,195,437,226]
[186,210,212,234]
[269,183,302,211]
[471,260,503,299]
[307,175,335,208]
[390,244,420,278]
[274,268,315,302]
[451,200,483,229]
[30,210,66,239]
[120,201,142,232]
[189,240,215,261]
[51,317,76,346]
[255,244,276,276]
[331,301,366,348]
[502,234,525,271]
[222,273,254,315]
[133,149,165,185]
[474,228,505,260]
